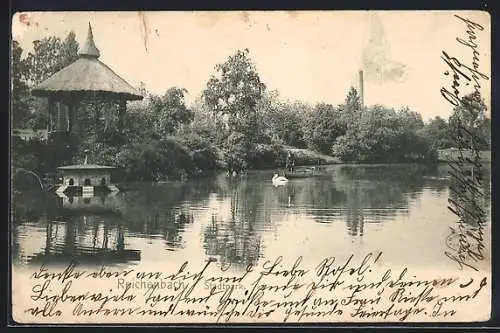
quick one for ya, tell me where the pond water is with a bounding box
[11,164,491,272]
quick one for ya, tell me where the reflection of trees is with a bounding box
[27,215,141,266]
[333,165,428,236]
[294,177,346,209]
[277,165,439,236]
[203,178,263,268]
[12,190,60,223]
[12,164,470,266]
[11,190,62,264]
[117,180,216,249]
[12,179,218,265]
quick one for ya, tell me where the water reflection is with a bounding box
[27,219,141,265]
[12,192,141,266]
[335,165,428,236]
[11,164,489,268]
[203,179,264,268]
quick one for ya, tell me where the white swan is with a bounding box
[272,173,288,186]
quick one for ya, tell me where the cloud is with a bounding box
[361,13,407,83]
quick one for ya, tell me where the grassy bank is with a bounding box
[283,146,340,165]
[438,149,491,163]
[212,144,340,171]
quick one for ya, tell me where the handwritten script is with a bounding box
[20,253,489,323]
[441,14,490,272]
[441,15,489,107]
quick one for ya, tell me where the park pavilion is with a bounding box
[31,23,143,196]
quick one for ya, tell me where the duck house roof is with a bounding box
[57,164,116,171]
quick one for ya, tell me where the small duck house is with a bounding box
[56,158,119,196]
[58,163,114,186]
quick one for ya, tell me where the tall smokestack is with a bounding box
[359,70,364,108]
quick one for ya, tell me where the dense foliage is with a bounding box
[11,40,31,128]
[448,91,490,151]
[11,34,491,187]
[303,103,345,155]
[332,106,435,162]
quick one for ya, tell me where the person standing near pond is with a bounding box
[286,151,295,172]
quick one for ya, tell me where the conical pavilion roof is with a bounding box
[31,23,143,101]
[78,23,100,58]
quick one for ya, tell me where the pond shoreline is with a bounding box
[12,149,490,193]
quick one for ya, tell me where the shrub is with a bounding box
[94,146,121,166]
[223,132,252,172]
[332,106,437,163]
[248,143,287,169]
[171,134,219,176]
[174,133,209,151]
[115,137,203,181]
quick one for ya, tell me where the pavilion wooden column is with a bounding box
[47,99,69,133]
[94,100,101,126]
[48,96,56,133]
[67,99,77,133]
[73,102,85,138]
[118,100,126,134]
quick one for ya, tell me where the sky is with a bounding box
[12,11,491,120]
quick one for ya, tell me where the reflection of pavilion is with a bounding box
[58,192,124,215]
[27,220,140,265]
[27,193,140,265]
[27,219,141,265]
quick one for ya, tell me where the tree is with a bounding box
[223,132,252,172]
[276,105,306,147]
[256,90,281,143]
[344,86,362,114]
[61,31,79,67]
[11,40,32,128]
[203,49,266,170]
[303,103,344,155]
[332,105,436,163]
[448,91,489,151]
[14,32,79,131]
[477,117,491,150]
[255,91,306,147]
[284,101,312,148]
[418,116,454,149]
[332,87,364,142]
[203,49,266,142]
[23,32,79,85]
[185,96,227,145]
[150,87,193,137]
[398,107,424,131]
